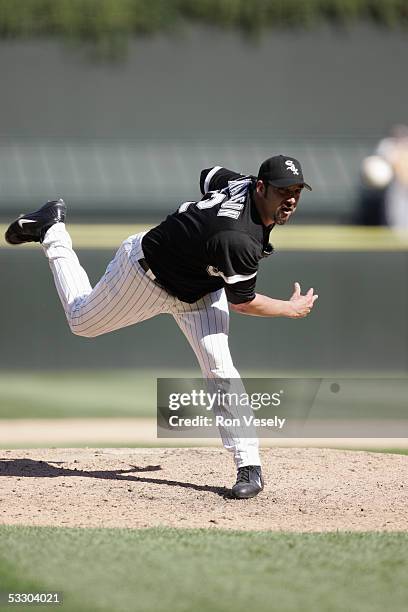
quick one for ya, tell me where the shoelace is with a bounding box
[236,466,253,483]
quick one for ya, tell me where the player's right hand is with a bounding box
[287,282,318,318]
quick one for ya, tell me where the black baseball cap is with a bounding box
[258,155,312,191]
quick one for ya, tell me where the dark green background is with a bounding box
[2,248,407,372]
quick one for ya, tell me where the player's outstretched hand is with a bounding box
[288,282,318,318]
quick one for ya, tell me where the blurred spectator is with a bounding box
[377,125,408,229]
[358,155,392,225]
[358,125,408,228]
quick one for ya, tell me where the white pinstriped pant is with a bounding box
[42,224,260,468]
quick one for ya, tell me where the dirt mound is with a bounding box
[0,448,407,531]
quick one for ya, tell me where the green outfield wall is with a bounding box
[1,247,407,373]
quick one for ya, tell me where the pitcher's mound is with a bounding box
[1,447,407,531]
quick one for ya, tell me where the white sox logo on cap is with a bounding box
[258,154,312,190]
[285,160,299,176]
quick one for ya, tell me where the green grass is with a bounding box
[0,527,407,612]
[0,371,161,418]
[1,369,407,420]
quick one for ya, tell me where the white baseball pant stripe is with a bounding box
[42,224,260,468]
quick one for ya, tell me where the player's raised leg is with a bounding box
[5,200,173,337]
[172,289,264,498]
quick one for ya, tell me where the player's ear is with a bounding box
[256,179,267,198]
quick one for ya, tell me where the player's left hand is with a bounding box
[288,282,318,318]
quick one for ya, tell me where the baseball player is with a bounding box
[5,154,317,499]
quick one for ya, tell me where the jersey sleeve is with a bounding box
[200,167,244,195]
[206,230,259,304]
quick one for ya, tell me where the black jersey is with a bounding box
[141,167,274,304]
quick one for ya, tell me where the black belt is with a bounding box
[138,258,169,292]
[138,258,151,274]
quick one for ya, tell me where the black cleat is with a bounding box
[231,465,264,499]
[5,199,66,245]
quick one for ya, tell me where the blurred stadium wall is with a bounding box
[0,24,407,223]
[2,248,407,372]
